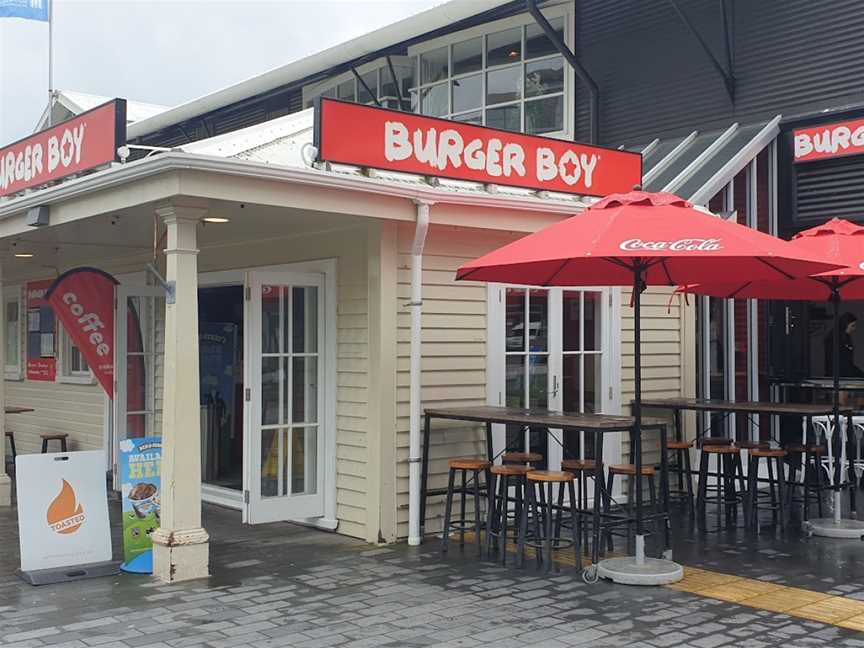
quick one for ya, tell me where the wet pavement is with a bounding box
[1,499,864,647]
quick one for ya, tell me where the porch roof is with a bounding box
[0,109,592,236]
[627,115,782,206]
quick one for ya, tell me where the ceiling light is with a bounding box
[14,252,34,258]
[203,216,230,223]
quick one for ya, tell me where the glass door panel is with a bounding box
[113,286,165,486]
[246,272,324,523]
[561,290,604,461]
[503,288,549,468]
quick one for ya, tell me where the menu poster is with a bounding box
[25,279,56,382]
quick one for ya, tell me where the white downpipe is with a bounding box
[408,200,431,546]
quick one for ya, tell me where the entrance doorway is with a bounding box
[199,285,244,493]
[113,263,336,527]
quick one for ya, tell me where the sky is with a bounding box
[0,0,443,144]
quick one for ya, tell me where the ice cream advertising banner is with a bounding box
[0,99,126,197]
[118,437,161,574]
[15,451,113,574]
[46,268,119,398]
[314,97,642,197]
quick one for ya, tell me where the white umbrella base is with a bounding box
[804,518,864,539]
[596,556,684,586]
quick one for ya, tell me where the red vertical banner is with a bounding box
[46,268,118,397]
[26,279,57,381]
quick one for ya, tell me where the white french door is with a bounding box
[244,270,326,524]
[112,285,165,485]
[488,285,619,476]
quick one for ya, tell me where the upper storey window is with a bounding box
[305,13,567,136]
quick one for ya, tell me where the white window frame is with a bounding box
[4,285,23,380]
[57,323,95,385]
[486,283,621,476]
[301,6,574,140]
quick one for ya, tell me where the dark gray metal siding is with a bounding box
[574,0,864,146]
[794,157,864,226]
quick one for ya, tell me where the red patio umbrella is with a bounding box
[680,217,864,537]
[456,190,839,581]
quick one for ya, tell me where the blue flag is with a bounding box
[0,0,49,21]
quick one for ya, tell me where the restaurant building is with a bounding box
[1,0,862,581]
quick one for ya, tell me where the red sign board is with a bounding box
[793,117,864,163]
[0,99,126,198]
[314,98,641,197]
[25,280,56,382]
[46,268,118,398]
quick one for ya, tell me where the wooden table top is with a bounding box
[425,406,668,431]
[5,406,34,414]
[639,397,851,416]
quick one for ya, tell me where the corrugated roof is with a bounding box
[34,90,170,133]
[179,107,593,207]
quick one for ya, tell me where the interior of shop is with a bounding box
[198,285,244,491]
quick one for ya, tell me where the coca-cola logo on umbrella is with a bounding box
[619,238,723,252]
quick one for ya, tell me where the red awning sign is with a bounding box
[0,99,126,198]
[314,98,641,197]
[794,117,864,163]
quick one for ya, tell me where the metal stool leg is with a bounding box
[486,471,498,554]
[697,449,709,530]
[442,468,456,555]
[473,469,482,557]
[459,469,467,549]
[568,479,581,569]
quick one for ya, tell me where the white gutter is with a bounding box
[127,0,512,140]
[0,152,587,222]
[407,199,431,547]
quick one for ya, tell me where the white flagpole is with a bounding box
[47,0,53,127]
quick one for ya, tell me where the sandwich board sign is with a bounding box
[16,450,118,585]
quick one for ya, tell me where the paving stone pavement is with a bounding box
[1,504,864,647]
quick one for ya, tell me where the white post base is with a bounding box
[152,528,210,583]
[0,473,10,507]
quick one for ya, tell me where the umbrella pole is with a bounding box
[633,268,645,565]
[594,264,683,585]
[805,284,864,538]
[833,288,843,525]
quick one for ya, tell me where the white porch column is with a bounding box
[0,263,8,507]
[151,199,209,582]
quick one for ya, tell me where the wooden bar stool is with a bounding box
[4,431,15,462]
[786,444,826,520]
[40,433,68,454]
[747,448,787,532]
[441,458,491,557]
[502,452,543,466]
[517,470,579,572]
[666,440,694,509]
[696,445,744,531]
[561,459,596,554]
[486,463,529,564]
[602,463,657,553]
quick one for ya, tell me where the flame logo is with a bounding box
[46,479,86,535]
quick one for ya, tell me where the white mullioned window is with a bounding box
[58,324,93,383]
[4,286,22,379]
[302,10,569,137]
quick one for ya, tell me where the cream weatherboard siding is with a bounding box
[5,380,105,455]
[393,223,522,539]
[194,223,372,540]
[620,286,696,464]
[4,220,373,541]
